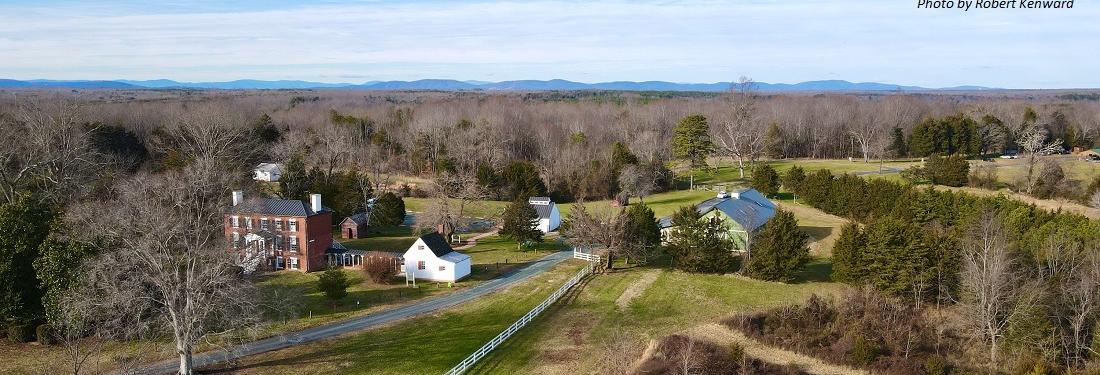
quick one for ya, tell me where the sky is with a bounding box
[0,0,1097,88]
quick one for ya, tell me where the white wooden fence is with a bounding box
[442,251,601,375]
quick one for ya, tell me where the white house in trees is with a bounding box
[528,197,561,233]
[401,232,471,282]
[252,163,284,182]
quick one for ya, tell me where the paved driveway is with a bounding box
[137,249,574,374]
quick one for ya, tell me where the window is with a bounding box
[289,236,298,252]
[417,261,426,270]
[290,258,299,270]
[288,220,297,232]
[260,218,269,230]
[231,216,239,228]
[231,232,240,247]
[275,219,284,231]
[246,218,253,229]
[438,265,446,271]
[418,245,424,250]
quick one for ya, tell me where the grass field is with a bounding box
[470,264,844,374]
[558,189,716,219]
[199,260,590,375]
[685,158,922,186]
[971,155,1100,189]
[403,197,510,220]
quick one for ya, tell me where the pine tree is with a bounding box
[781,165,806,198]
[500,199,542,244]
[279,154,310,201]
[371,192,406,227]
[665,206,738,273]
[317,267,351,306]
[888,127,907,158]
[750,164,780,197]
[623,203,661,262]
[745,209,809,282]
[764,122,784,159]
[830,221,866,283]
[671,114,714,190]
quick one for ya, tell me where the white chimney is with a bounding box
[232,190,244,206]
[310,193,322,213]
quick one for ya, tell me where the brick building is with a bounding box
[225,190,333,272]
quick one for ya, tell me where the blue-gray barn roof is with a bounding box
[658,188,776,230]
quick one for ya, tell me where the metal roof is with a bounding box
[527,197,555,219]
[419,232,455,257]
[228,197,327,217]
[658,188,776,230]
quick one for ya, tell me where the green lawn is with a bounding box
[685,158,922,186]
[202,260,590,375]
[403,197,510,220]
[971,155,1100,189]
[558,189,716,219]
[471,263,844,374]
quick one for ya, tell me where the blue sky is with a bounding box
[0,0,1097,88]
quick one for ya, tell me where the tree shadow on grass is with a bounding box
[792,257,833,283]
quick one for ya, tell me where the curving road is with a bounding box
[136,250,574,374]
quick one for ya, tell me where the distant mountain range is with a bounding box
[0,78,1000,92]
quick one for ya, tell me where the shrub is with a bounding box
[7,324,34,343]
[924,355,951,375]
[728,342,745,363]
[968,164,999,189]
[745,208,809,282]
[363,255,397,284]
[750,164,780,197]
[925,154,969,187]
[35,324,54,346]
[850,335,884,366]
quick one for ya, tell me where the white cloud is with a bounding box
[0,0,1096,87]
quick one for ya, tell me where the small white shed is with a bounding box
[402,232,471,282]
[528,197,561,233]
[253,163,284,182]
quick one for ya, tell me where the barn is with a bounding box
[528,197,561,233]
[401,232,471,282]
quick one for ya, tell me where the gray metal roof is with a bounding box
[658,188,776,230]
[528,197,554,219]
[228,198,327,217]
[343,212,369,226]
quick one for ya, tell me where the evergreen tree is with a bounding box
[830,222,866,283]
[251,113,282,144]
[500,199,543,244]
[34,225,98,324]
[279,154,310,201]
[502,160,547,200]
[475,163,503,199]
[745,209,809,282]
[0,194,56,322]
[665,206,738,273]
[764,122,784,159]
[750,164,780,197]
[671,114,714,189]
[801,169,834,208]
[925,154,970,187]
[371,192,406,227]
[623,203,661,260]
[317,267,351,306]
[782,165,807,198]
[888,127,907,158]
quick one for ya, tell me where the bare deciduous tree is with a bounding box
[714,77,767,179]
[0,100,105,204]
[562,204,625,270]
[959,212,1023,370]
[1015,125,1064,195]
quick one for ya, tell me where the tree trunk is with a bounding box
[736,156,745,179]
[178,346,193,375]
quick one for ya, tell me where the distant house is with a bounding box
[528,197,561,233]
[658,188,777,253]
[1078,148,1100,161]
[225,191,333,272]
[253,163,284,182]
[401,232,471,282]
[340,212,369,239]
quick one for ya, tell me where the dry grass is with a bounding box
[942,186,1100,220]
[683,323,868,375]
[615,270,660,310]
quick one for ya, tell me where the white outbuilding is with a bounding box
[253,163,284,182]
[401,232,471,282]
[528,197,561,233]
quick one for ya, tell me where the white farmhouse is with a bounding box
[528,197,561,233]
[253,163,284,182]
[402,232,471,282]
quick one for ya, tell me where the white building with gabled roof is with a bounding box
[528,196,561,233]
[401,232,471,282]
